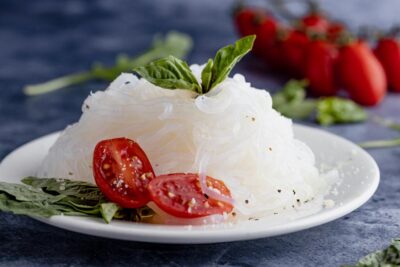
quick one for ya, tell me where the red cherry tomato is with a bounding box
[336,41,387,106]
[304,40,338,96]
[374,37,400,92]
[93,138,155,208]
[233,8,262,37]
[299,13,330,33]
[281,30,310,77]
[327,23,346,43]
[148,173,233,218]
[253,16,278,56]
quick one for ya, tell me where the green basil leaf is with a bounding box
[0,177,154,224]
[316,97,367,126]
[345,238,400,267]
[133,55,201,93]
[272,79,316,119]
[100,202,121,224]
[204,35,256,92]
[201,59,213,91]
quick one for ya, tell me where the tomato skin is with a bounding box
[299,13,329,34]
[93,138,155,208]
[148,173,233,218]
[234,8,261,37]
[281,30,310,77]
[304,40,338,96]
[253,16,278,56]
[374,37,400,92]
[336,41,387,106]
[327,23,345,43]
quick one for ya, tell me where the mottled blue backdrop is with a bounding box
[1,0,400,266]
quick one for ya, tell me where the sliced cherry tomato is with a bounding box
[93,138,155,208]
[304,40,338,96]
[336,40,387,106]
[374,37,400,92]
[148,173,233,218]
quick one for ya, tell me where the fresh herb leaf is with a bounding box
[201,59,213,91]
[344,238,400,267]
[272,80,367,125]
[272,80,317,119]
[359,138,400,149]
[0,177,154,224]
[23,31,193,96]
[134,35,255,94]
[373,116,400,132]
[133,55,202,93]
[317,97,367,126]
[202,35,256,92]
[100,203,120,224]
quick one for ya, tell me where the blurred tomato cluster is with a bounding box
[233,2,400,106]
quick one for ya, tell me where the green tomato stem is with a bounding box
[23,72,95,96]
[359,138,400,149]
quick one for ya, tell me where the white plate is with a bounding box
[0,125,379,244]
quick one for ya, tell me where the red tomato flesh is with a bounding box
[93,138,155,208]
[148,173,233,218]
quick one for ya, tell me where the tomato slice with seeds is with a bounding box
[93,138,155,208]
[148,173,233,218]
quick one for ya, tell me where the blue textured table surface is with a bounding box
[1,1,400,266]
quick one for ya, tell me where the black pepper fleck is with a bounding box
[204,194,209,199]
[245,200,249,204]
[293,190,296,195]
[124,81,130,84]
[277,189,281,193]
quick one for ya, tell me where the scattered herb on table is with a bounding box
[0,177,154,223]
[343,238,400,267]
[23,31,193,96]
[272,79,368,126]
[272,79,317,119]
[316,97,367,126]
[359,117,400,149]
[133,35,256,94]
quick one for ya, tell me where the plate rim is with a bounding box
[0,124,380,244]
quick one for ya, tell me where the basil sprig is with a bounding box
[344,238,400,267]
[272,79,367,126]
[134,35,256,94]
[0,177,154,223]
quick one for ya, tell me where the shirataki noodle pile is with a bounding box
[39,65,330,222]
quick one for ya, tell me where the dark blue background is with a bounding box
[1,1,400,266]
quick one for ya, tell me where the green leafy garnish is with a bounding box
[344,238,400,267]
[133,56,202,93]
[359,138,400,149]
[204,35,255,92]
[272,79,317,119]
[133,35,256,94]
[358,117,400,149]
[23,31,193,96]
[0,177,154,223]
[317,97,367,126]
[272,79,367,126]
